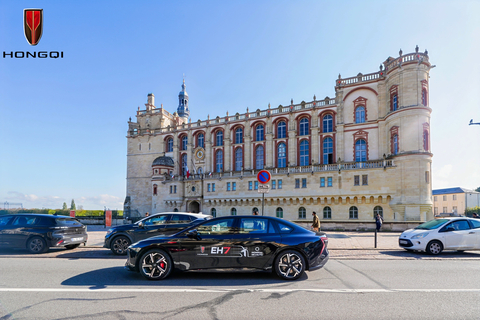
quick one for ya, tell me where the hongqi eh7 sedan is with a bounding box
[125,215,329,281]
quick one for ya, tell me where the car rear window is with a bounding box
[0,216,14,226]
[471,219,480,229]
[277,222,294,234]
[55,218,83,227]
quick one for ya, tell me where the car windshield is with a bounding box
[414,219,449,230]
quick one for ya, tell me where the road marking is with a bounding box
[1,288,480,293]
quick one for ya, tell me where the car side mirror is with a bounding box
[187,229,200,240]
[138,221,145,228]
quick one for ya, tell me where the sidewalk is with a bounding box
[85,225,401,250]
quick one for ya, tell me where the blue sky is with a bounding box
[1,0,479,210]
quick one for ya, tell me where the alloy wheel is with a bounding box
[141,252,168,279]
[277,252,304,279]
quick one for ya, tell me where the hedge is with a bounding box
[0,209,123,217]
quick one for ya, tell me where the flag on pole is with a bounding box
[186,164,190,179]
[209,171,212,177]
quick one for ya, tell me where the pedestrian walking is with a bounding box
[375,213,383,231]
[312,211,320,232]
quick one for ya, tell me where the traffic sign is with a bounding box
[257,170,271,184]
[258,185,270,193]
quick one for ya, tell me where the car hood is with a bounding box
[400,228,432,238]
[109,224,138,231]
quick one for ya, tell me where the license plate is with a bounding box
[71,237,84,242]
[399,240,408,244]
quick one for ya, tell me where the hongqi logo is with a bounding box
[24,9,43,46]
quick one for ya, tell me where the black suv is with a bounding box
[104,212,212,255]
[0,214,87,253]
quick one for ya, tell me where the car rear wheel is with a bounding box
[274,250,305,280]
[27,236,47,254]
[111,236,131,255]
[139,249,172,280]
[426,240,443,255]
[65,244,81,250]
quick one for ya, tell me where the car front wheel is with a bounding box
[426,240,443,255]
[274,250,305,280]
[139,249,173,280]
[111,236,131,255]
[27,236,47,254]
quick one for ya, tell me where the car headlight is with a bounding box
[411,232,429,239]
[105,228,114,236]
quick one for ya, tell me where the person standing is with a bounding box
[375,213,383,231]
[312,211,320,232]
[145,212,150,217]
[472,212,479,218]
[253,208,259,215]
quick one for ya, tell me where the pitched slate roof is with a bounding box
[432,187,478,195]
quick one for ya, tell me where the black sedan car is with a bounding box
[0,214,88,253]
[125,215,328,281]
[105,212,212,255]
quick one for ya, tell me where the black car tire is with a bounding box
[27,236,48,254]
[65,244,81,250]
[426,240,443,255]
[139,249,173,280]
[274,250,305,281]
[111,236,131,255]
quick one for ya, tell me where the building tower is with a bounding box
[177,79,190,121]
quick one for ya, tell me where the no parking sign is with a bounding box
[257,170,271,184]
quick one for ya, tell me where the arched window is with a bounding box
[252,207,258,214]
[423,130,429,151]
[235,128,243,144]
[393,134,398,155]
[276,207,283,218]
[255,145,264,170]
[299,118,309,136]
[167,138,173,152]
[277,121,286,138]
[211,208,216,218]
[153,184,157,196]
[235,147,243,171]
[355,106,366,123]
[355,139,367,162]
[216,131,223,146]
[298,207,306,219]
[392,94,398,111]
[256,124,264,141]
[299,140,309,166]
[349,206,358,219]
[323,137,333,164]
[422,89,428,106]
[215,149,223,172]
[374,206,383,218]
[323,206,332,219]
[277,143,286,168]
[182,154,188,176]
[231,208,237,216]
[181,136,188,151]
[197,133,204,148]
[323,114,333,133]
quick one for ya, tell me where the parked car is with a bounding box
[0,214,88,253]
[399,217,480,254]
[104,212,212,255]
[124,215,329,281]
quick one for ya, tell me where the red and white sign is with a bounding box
[257,170,271,184]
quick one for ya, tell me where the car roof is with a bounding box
[152,212,210,218]
[0,213,68,219]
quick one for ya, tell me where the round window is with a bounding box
[192,186,196,192]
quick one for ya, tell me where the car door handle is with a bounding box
[469,232,475,234]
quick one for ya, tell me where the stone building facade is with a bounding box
[125,47,434,228]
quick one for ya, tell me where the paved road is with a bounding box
[1,258,479,319]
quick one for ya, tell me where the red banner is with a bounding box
[70,210,75,218]
[105,210,112,227]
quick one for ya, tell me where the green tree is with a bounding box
[475,187,480,192]
[62,202,68,210]
[70,199,76,210]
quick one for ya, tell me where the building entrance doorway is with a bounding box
[189,201,200,213]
